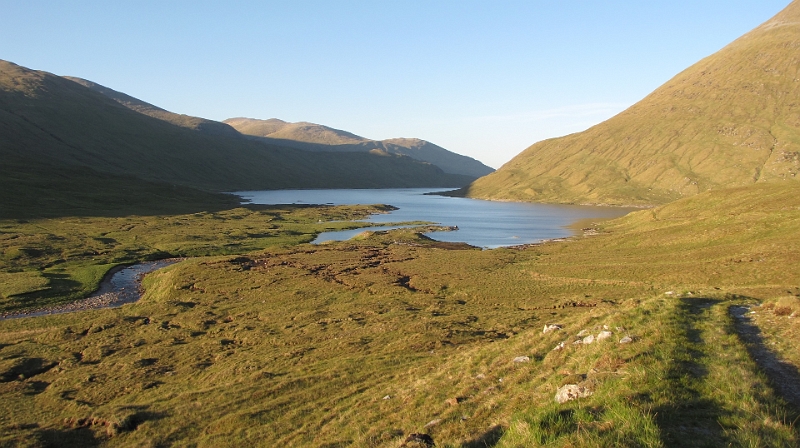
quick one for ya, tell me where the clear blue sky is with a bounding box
[0,1,791,168]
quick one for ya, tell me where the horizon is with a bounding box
[0,0,790,168]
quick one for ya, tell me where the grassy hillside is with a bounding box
[0,181,798,446]
[0,155,243,220]
[465,0,800,206]
[64,77,243,138]
[0,60,472,212]
[225,117,495,178]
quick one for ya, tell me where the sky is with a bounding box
[0,0,791,168]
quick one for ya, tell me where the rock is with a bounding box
[402,433,435,447]
[596,331,613,341]
[543,324,562,334]
[513,356,530,363]
[665,291,674,295]
[423,419,442,429]
[552,341,566,351]
[474,373,486,380]
[582,334,595,344]
[555,384,592,403]
[576,329,589,337]
[445,397,460,406]
[383,395,391,400]
[619,336,633,344]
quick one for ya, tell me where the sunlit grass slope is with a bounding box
[466,0,800,206]
[0,181,798,446]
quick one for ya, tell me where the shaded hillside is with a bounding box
[465,0,800,206]
[225,117,495,178]
[0,60,473,217]
[0,155,240,219]
[65,77,242,138]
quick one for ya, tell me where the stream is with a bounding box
[0,260,180,320]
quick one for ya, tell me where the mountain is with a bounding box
[0,60,474,217]
[224,117,495,178]
[464,0,800,206]
[64,77,243,138]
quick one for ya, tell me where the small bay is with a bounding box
[237,188,636,248]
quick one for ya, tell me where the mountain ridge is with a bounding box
[0,60,474,217]
[225,117,495,178]
[463,0,800,206]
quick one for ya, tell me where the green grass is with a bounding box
[0,182,798,446]
[0,204,396,313]
[465,1,800,206]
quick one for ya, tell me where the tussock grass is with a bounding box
[0,205,389,312]
[0,182,798,446]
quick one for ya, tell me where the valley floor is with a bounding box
[1,182,799,447]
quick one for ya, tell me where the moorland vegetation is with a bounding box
[2,1,800,447]
[1,182,799,446]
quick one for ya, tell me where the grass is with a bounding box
[0,204,396,313]
[464,1,800,206]
[0,181,798,446]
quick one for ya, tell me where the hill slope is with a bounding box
[225,117,495,178]
[0,60,473,217]
[465,0,800,206]
[64,77,242,138]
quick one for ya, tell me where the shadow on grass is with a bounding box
[35,427,101,448]
[730,304,800,411]
[5,273,84,311]
[462,425,504,447]
[652,298,732,447]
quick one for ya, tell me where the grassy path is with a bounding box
[731,304,800,410]
[496,296,799,447]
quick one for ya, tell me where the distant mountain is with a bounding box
[225,117,495,178]
[464,0,800,206]
[0,60,474,216]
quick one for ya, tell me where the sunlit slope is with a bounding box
[226,117,495,178]
[466,1,800,206]
[0,60,472,199]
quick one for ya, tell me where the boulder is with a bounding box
[596,331,613,341]
[543,324,562,334]
[555,384,593,404]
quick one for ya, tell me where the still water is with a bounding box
[237,188,635,249]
